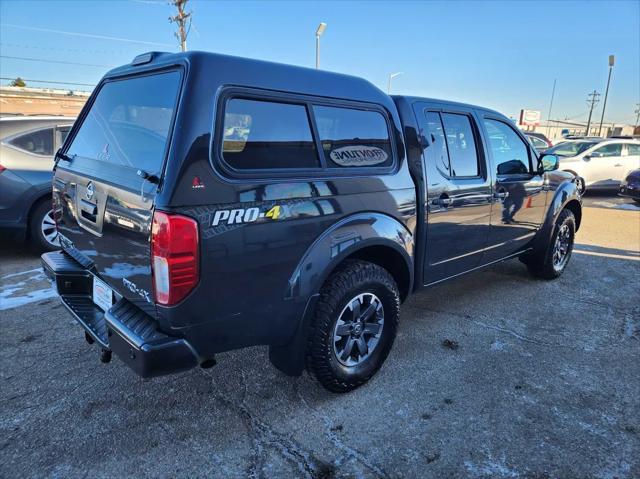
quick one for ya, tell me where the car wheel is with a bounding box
[527,209,576,280]
[29,200,60,252]
[305,260,400,393]
[633,198,640,205]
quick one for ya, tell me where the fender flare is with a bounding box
[270,212,414,376]
[532,179,582,253]
[284,212,414,302]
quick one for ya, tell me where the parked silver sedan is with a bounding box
[0,116,76,250]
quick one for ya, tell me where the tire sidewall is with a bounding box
[548,210,576,275]
[29,201,58,252]
[324,279,398,381]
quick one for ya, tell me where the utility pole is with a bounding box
[635,103,640,128]
[585,90,600,136]
[545,78,556,138]
[170,0,191,52]
[597,55,615,137]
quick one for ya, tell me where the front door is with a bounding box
[481,117,547,262]
[584,142,626,187]
[415,103,493,284]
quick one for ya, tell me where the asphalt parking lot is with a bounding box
[1,193,639,479]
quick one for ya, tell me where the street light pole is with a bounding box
[597,55,615,137]
[387,72,403,94]
[545,78,556,138]
[315,22,327,69]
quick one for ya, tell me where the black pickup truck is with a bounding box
[43,51,581,392]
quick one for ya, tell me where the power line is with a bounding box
[0,41,126,56]
[0,55,115,68]
[0,77,95,88]
[1,23,173,48]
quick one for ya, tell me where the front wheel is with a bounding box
[305,260,400,393]
[526,209,576,279]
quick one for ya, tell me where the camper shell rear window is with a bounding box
[65,70,182,178]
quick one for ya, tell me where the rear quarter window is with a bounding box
[313,105,393,168]
[222,98,319,170]
[8,128,54,156]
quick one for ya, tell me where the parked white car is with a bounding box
[546,139,640,194]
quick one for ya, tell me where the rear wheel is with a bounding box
[526,209,576,279]
[305,260,400,393]
[29,200,60,252]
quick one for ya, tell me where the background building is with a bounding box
[0,86,89,117]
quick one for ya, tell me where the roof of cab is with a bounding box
[395,95,507,118]
[102,50,396,112]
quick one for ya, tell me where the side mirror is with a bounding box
[583,155,592,161]
[539,153,559,172]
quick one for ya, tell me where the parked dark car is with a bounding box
[525,132,553,152]
[0,116,75,250]
[619,168,640,203]
[42,51,581,392]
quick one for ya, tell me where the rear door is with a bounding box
[54,70,182,313]
[414,102,493,283]
[481,116,547,262]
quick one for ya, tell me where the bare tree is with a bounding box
[169,0,191,52]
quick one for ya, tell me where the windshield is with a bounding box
[66,71,181,175]
[547,141,598,157]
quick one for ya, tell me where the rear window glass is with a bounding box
[222,98,319,170]
[9,128,54,156]
[66,71,181,174]
[441,113,479,177]
[313,105,392,168]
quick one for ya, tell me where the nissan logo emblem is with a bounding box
[86,182,95,200]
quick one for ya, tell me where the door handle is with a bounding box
[614,163,623,167]
[493,190,509,201]
[432,194,452,207]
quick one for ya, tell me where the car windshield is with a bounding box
[547,141,599,157]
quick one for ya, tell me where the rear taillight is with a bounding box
[151,211,199,306]
[0,163,6,174]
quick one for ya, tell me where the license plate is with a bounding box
[93,276,113,312]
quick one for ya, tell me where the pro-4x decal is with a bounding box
[212,205,281,226]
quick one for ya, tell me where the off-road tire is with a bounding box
[526,209,576,279]
[29,200,59,252]
[305,260,400,393]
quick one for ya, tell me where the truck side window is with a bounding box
[222,98,319,170]
[313,105,392,168]
[483,119,531,175]
[423,112,450,175]
[441,113,479,177]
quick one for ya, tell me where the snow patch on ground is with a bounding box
[0,268,56,311]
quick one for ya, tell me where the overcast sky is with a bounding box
[1,0,638,124]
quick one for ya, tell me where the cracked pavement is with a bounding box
[1,197,639,478]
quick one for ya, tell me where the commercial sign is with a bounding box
[519,109,541,127]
